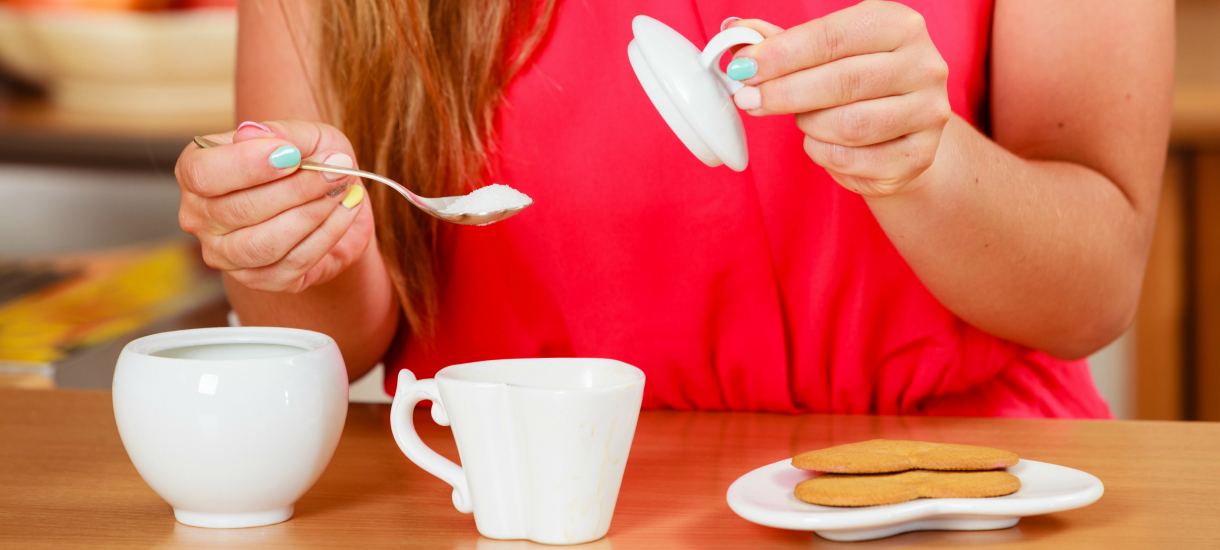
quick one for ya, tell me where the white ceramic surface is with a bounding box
[727,458,1104,542]
[390,358,645,545]
[628,15,763,171]
[113,327,349,528]
[0,5,235,115]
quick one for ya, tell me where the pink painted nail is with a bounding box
[720,17,743,32]
[322,153,353,184]
[237,121,272,133]
[734,86,761,111]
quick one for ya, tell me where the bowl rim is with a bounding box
[122,327,334,361]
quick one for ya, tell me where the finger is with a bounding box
[724,18,786,58]
[176,136,304,197]
[176,118,344,198]
[803,129,942,193]
[794,90,951,147]
[731,1,924,84]
[724,17,784,36]
[232,120,275,142]
[178,191,211,237]
[298,198,376,290]
[200,151,354,235]
[195,232,230,271]
[741,51,929,115]
[230,185,367,292]
[233,119,329,156]
[214,192,346,270]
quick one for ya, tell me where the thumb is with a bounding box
[232,119,343,162]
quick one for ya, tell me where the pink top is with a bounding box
[384,0,1113,418]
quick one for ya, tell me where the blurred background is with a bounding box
[0,0,1216,418]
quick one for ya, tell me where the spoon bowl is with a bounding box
[193,136,531,226]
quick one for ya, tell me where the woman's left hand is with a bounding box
[726,1,951,197]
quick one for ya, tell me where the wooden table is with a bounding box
[2,389,1217,549]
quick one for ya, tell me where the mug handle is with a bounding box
[389,369,473,513]
[697,26,766,95]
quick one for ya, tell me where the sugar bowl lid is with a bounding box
[627,16,764,172]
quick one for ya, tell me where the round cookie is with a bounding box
[791,439,1019,474]
[794,470,1022,507]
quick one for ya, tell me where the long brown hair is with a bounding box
[315,0,556,336]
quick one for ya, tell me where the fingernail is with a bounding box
[341,185,364,209]
[269,145,300,169]
[734,85,761,110]
[238,121,272,133]
[727,57,757,81]
[321,153,353,183]
[720,17,742,31]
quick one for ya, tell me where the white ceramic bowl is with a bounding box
[113,327,348,528]
[0,5,235,115]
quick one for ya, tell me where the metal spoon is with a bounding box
[192,136,531,225]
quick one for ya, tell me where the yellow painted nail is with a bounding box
[342,185,364,209]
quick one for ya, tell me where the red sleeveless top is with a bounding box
[384,0,1113,418]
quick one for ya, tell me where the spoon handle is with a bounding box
[191,136,425,208]
[298,160,424,207]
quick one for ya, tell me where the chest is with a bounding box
[493,0,992,182]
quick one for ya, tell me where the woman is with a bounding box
[175,0,1172,417]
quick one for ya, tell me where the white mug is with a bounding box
[113,327,348,528]
[390,358,645,545]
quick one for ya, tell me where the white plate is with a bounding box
[726,459,1103,542]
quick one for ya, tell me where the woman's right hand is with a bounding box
[175,120,374,293]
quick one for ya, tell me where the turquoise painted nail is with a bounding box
[727,57,757,81]
[269,145,300,169]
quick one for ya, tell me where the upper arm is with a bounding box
[235,0,323,123]
[990,0,1174,213]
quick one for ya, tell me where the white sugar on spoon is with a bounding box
[194,136,531,226]
[440,184,533,215]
